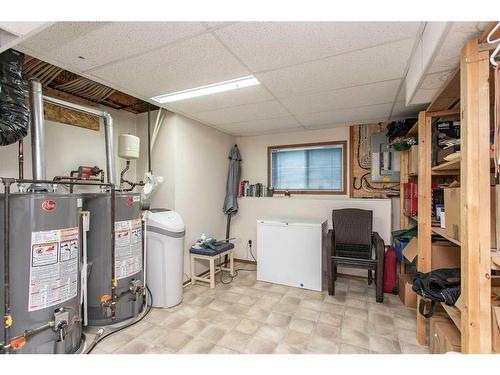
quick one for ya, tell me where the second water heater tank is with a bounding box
[83,192,144,326]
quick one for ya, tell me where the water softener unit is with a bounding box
[0,70,84,353]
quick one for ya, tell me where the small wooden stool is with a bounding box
[190,242,235,288]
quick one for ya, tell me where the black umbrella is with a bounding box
[223,144,242,246]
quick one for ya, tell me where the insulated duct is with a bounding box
[0,50,29,146]
[41,95,117,187]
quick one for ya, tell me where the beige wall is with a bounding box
[0,106,137,192]
[232,126,393,275]
[136,112,235,281]
[235,126,350,196]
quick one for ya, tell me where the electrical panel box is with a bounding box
[371,132,400,182]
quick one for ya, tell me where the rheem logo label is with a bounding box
[41,200,57,212]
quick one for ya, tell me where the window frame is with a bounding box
[267,140,347,195]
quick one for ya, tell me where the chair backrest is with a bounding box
[332,208,373,246]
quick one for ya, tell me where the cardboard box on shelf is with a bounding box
[402,237,460,269]
[443,186,496,248]
[437,147,454,164]
[409,145,418,175]
[398,273,417,308]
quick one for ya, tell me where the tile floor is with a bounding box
[91,263,428,354]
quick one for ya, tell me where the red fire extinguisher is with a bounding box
[383,246,398,294]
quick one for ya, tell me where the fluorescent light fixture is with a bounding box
[150,76,260,104]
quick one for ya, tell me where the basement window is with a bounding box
[267,141,347,195]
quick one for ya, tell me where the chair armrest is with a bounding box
[371,232,385,260]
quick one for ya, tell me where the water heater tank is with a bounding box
[118,134,140,160]
[83,192,144,326]
[0,193,83,354]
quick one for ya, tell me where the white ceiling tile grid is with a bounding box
[164,84,274,114]
[216,116,302,137]
[254,38,415,99]
[191,100,291,126]
[17,21,480,136]
[214,21,421,73]
[21,22,208,72]
[280,79,402,116]
[297,102,395,128]
[88,33,250,98]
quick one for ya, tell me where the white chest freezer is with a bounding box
[256,218,328,291]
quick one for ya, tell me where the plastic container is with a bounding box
[146,210,185,308]
[118,134,140,160]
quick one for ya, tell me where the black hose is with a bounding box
[86,286,153,354]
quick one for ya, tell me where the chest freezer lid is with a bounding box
[257,217,327,226]
[148,210,185,233]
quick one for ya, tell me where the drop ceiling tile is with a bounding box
[215,22,421,72]
[281,79,401,116]
[20,21,208,71]
[390,101,426,120]
[257,38,414,98]
[296,102,393,128]
[304,117,388,130]
[164,84,274,114]
[191,100,290,125]
[89,33,250,98]
[217,116,302,136]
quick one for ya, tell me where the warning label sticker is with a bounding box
[115,218,142,280]
[29,227,79,312]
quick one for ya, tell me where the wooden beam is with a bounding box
[416,110,432,346]
[460,38,492,354]
[43,87,100,131]
[399,149,409,230]
[426,108,461,118]
[478,22,500,43]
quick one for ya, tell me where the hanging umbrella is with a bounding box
[223,144,242,242]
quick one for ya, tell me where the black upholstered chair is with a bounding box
[326,208,385,303]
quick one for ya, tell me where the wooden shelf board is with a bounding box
[431,227,461,246]
[431,156,495,175]
[441,302,462,333]
[403,213,418,222]
[431,158,460,172]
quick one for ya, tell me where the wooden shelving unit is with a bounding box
[431,159,460,173]
[431,227,461,246]
[399,37,495,354]
[441,303,462,332]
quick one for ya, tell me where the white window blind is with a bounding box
[270,143,344,192]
